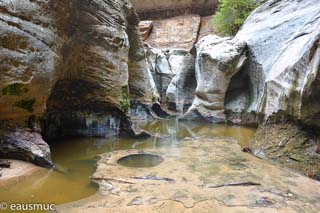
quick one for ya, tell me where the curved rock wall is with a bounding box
[0,0,155,166]
[236,0,320,128]
[184,35,247,122]
[0,0,59,121]
[0,0,59,167]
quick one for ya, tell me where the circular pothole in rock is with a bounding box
[117,154,164,168]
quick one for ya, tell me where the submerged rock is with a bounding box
[57,138,320,212]
[184,35,247,122]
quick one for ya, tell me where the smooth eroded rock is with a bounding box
[236,0,320,127]
[184,35,247,122]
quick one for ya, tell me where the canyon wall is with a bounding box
[0,0,155,166]
[131,0,218,20]
[236,0,320,128]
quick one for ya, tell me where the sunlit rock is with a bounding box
[138,21,153,41]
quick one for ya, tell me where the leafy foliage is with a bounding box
[120,86,131,113]
[213,0,264,35]
[14,98,36,113]
[2,83,28,96]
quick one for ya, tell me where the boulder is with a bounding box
[184,35,247,122]
[0,126,53,168]
[233,0,320,178]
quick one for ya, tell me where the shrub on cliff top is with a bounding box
[213,0,264,35]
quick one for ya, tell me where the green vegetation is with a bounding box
[14,98,36,113]
[120,86,131,113]
[213,0,264,35]
[2,83,29,96]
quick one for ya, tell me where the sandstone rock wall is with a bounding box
[0,0,59,167]
[0,0,59,121]
[236,0,320,128]
[0,0,155,166]
[43,0,158,139]
[131,0,218,20]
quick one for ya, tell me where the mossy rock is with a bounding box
[120,85,131,113]
[14,98,36,113]
[2,83,29,96]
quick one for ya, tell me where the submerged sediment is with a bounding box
[57,138,320,212]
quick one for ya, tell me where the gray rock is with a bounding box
[236,0,320,127]
[184,35,247,122]
[145,47,197,112]
[0,128,53,168]
[166,50,196,112]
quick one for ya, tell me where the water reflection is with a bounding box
[0,118,255,204]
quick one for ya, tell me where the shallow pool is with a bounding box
[0,118,255,205]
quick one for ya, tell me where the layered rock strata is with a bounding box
[0,0,156,166]
[131,0,218,20]
[0,0,59,166]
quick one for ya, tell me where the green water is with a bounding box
[0,118,256,205]
[117,154,164,168]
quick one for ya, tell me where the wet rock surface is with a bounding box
[252,122,320,180]
[0,126,52,167]
[57,138,320,212]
